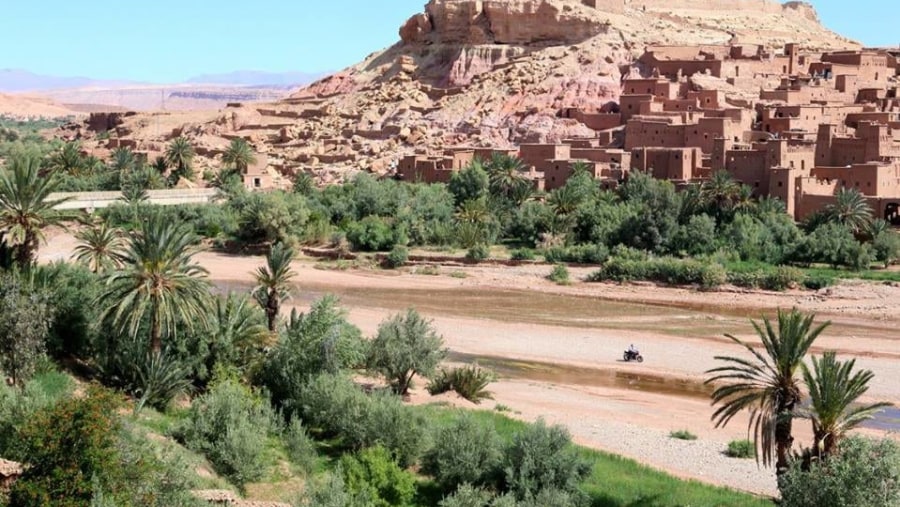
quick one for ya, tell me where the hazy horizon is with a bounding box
[0,0,895,84]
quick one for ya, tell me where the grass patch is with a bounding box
[725,439,756,459]
[669,429,698,441]
[414,265,441,276]
[448,270,468,279]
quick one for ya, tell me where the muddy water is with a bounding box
[449,352,714,400]
[217,281,740,330]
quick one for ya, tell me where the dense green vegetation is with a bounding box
[1,122,899,506]
[7,130,896,290]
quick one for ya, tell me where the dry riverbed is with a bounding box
[40,233,900,496]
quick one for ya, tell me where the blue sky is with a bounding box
[0,1,894,83]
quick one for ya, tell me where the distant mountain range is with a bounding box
[0,69,136,92]
[185,70,324,87]
[0,68,323,93]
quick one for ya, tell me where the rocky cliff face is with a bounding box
[402,0,609,46]
[67,0,860,183]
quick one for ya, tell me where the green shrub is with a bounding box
[295,471,357,507]
[0,372,74,460]
[262,296,367,408]
[439,484,494,507]
[762,266,804,291]
[174,375,276,487]
[367,309,448,395]
[510,249,536,261]
[112,422,205,507]
[347,216,402,251]
[30,262,102,360]
[669,429,698,441]
[284,418,318,474]
[423,415,503,492]
[543,244,609,265]
[517,488,580,507]
[428,366,495,404]
[502,419,591,500]
[298,374,427,467]
[803,274,836,291]
[227,191,308,245]
[725,439,755,459]
[588,257,726,289]
[547,264,571,285]
[339,445,417,507]
[9,387,123,507]
[466,244,490,262]
[385,245,409,268]
[726,270,763,289]
[779,436,900,507]
[103,337,192,412]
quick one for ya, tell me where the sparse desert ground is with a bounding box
[41,232,900,496]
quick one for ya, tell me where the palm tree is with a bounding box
[862,218,890,241]
[98,214,211,354]
[252,242,297,332]
[205,293,269,381]
[700,171,741,219]
[486,153,527,199]
[73,222,125,273]
[165,136,196,182]
[800,351,891,460]
[222,138,257,174]
[755,196,787,216]
[110,147,136,173]
[706,309,830,473]
[455,198,490,225]
[824,187,872,233]
[549,184,584,216]
[49,141,86,176]
[0,154,72,267]
[151,156,168,174]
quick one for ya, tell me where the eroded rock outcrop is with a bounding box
[402,0,609,46]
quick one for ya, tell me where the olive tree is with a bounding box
[367,308,448,395]
[0,276,52,386]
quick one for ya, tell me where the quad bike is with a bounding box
[623,350,644,363]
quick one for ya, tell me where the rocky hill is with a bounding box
[62,0,858,183]
[0,93,81,119]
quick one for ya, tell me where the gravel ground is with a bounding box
[569,419,778,497]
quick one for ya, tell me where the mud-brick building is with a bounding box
[794,161,900,224]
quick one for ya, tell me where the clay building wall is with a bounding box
[630,147,702,181]
[622,78,679,99]
[542,159,605,190]
[519,144,572,171]
[570,148,630,167]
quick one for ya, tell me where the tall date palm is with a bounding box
[98,214,211,353]
[165,136,196,182]
[222,138,257,173]
[73,222,125,273]
[706,309,830,473]
[800,352,891,460]
[252,242,297,332]
[0,154,71,268]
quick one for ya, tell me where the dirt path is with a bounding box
[39,234,900,496]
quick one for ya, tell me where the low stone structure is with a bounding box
[0,458,23,491]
